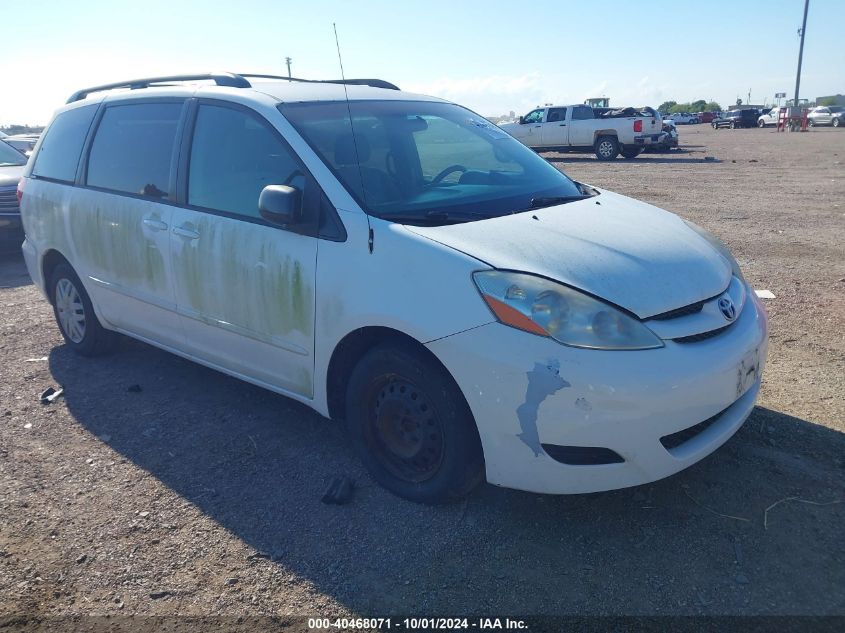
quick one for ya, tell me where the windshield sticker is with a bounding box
[468,119,509,140]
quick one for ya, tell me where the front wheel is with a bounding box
[620,146,643,159]
[345,343,485,503]
[729,121,736,129]
[594,136,619,161]
[50,262,116,356]
[808,119,815,127]
[712,122,718,129]
[834,118,841,128]
[758,119,766,128]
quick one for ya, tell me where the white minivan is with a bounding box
[19,73,767,503]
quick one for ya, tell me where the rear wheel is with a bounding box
[594,135,619,161]
[712,122,718,129]
[49,262,116,356]
[758,119,766,128]
[834,118,841,128]
[620,146,643,159]
[729,121,736,129]
[345,343,485,503]
[808,119,815,127]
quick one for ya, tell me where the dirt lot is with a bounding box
[1,125,844,626]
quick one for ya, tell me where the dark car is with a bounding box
[697,111,716,123]
[712,109,759,129]
[0,140,27,253]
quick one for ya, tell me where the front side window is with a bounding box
[31,104,98,182]
[280,100,584,224]
[87,103,182,198]
[523,109,544,124]
[188,105,305,220]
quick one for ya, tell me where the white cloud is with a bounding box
[404,72,546,116]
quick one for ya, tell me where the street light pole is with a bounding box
[793,0,809,109]
[285,57,292,80]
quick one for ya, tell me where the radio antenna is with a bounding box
[333,22,373,253]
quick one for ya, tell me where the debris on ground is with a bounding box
[321,477,355,505]
[755,289,776,299]
[127,384,143,393]
[39,386,64,404]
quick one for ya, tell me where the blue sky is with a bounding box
[2,0,842,125]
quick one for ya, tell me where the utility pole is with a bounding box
[285,57,292,80]
[793,0,809,109]
[748,89,751,106]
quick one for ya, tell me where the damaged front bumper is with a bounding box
[426,289,768,494]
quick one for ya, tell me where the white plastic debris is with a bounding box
[755,289,776,299]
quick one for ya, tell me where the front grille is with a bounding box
[648,301,705,321]
[0,186,19,213]
[541,444,625,465]
[659,406,730,451]
[673,324,732,344]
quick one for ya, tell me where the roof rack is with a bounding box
[238,74,400,91]
[66,72,400,103]
[66,72,251,103]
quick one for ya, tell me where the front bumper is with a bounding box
[426,289,768,494]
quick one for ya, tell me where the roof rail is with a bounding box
[66,72,252,103]
[238,74,400,91]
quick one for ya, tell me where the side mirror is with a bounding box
[259,185,302,226]
[518,115,525,124]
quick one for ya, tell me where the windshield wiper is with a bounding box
[529,195,590,209]
[380,210,491,225]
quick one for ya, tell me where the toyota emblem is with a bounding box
[718,297,737,321]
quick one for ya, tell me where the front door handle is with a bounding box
[173,225,200,240]
[559,123,567,126]
[142,217,168,231]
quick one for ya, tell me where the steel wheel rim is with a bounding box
[365,376,445,483]
[56,278,86,343]
[598,141,613,157]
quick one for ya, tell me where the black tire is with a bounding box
[620,146,643,159]
[594,135,619,161]
[758,119,766,128]
[834,118,841,128]
[712,122,718,129]
[49,262,116,356]
[729,121,736,129]
[345,343,485,503]
[808,119,815,127]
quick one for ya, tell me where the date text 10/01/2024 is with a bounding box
[308,618,528,630]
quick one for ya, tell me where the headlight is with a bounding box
[683,220,744,282]
[472,271,663,350]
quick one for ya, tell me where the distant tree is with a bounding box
[657,100,677,113]
[690,99,707,112]
[818,96,838,106]
[704,101,722,112]
[669,103,692,113]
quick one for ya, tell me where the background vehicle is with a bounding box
[1,134,39,156]
[645,120,678,152]
[499,104,662,160]
[758,107,785,127]
[0,139,27,252]
[696,112,716,124]
[668,112,699,125]
[808,106,843,127]
[712,109,759,129]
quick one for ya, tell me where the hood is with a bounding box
[405,189,731,319]
[0,164,25,188]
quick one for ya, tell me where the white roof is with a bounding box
[246,79,445,104]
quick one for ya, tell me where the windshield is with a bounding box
[279,100,583,223]
[0,140,27,166]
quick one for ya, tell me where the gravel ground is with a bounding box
[1,125,843,626]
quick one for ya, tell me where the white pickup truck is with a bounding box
[499,104,663,160]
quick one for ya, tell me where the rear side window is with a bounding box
[87,103,182,199]
[31,105,98,183]
[188,104,304,220]
[571,106,594,120]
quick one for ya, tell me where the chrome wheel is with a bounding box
[56,278,86,343]
[598,141,614,158]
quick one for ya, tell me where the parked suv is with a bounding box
[712,109,759,129]
[808,106,843,127]
[20,73,768,502]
